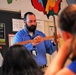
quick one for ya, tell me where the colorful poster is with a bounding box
[31,0,62,18]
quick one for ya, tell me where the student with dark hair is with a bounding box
[45,4,76,75]
[13,11,56,71]
[2,45,43,75]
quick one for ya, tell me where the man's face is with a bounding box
[25,14,37,32]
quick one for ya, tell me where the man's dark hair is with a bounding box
[24,12,35,21]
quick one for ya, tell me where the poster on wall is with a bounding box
[12,18,45,33]
[36,20,44,33]
[12,18,24,32]
[49,26,54,36]
[0,22,6,45]
[8,34,15,46]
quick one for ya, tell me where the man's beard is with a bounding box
[26,24,36,32]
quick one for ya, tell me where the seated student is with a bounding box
[2,45,43,75]
[45,4,76,75]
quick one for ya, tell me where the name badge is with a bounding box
[31,48,37,56]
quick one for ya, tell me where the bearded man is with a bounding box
[13,12,56,72]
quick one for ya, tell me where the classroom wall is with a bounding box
[0,0,68,36]
[0,0,68,20]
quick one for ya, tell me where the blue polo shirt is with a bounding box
[13,28,56,66]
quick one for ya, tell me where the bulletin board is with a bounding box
[0,10,21,57]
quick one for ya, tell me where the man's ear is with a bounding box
[62,31,72,41]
